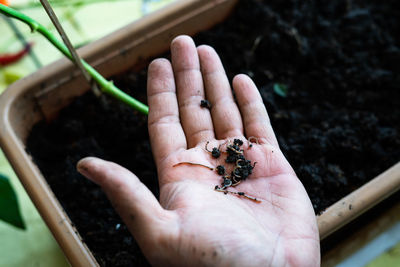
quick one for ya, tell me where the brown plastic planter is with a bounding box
[0,0,399,266]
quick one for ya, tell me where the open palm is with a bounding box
[78,36,320,266]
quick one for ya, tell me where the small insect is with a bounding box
[200,99,211,109]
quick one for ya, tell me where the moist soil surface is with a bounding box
[27,0,399,266]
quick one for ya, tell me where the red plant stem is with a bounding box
[0,42,32,66]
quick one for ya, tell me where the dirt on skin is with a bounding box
[27,0,399,266]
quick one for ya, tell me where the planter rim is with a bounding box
[1,0,399,265]
[0,73,99,266]
[317,162,400,239]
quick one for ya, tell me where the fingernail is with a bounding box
[76,157,96,176]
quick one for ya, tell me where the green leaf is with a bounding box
[273,83,288,97]
[0,173,26,230]
[3,69,23,85]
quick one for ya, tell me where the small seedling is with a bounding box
[273,83,288,97]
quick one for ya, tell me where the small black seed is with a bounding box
[226,155,236,163]
[237,154,245,160]
[223,178,232,187]
[200,99,211,109]
[216,165,225,175]
[231,144,240,151]
[234,139,243,146]
[211,147,221,158]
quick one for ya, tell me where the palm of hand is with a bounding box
[157,140,318,266]
[78,35,320,267]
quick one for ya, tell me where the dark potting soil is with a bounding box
[27,0,399,266]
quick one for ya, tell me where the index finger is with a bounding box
[147,58,187,166]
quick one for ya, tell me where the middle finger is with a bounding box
[197,45,243,139]
[171,36,215,148]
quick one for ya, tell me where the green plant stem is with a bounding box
[0,4,149,115]
[11,0,132,10]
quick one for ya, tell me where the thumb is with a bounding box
[76,157,176,251]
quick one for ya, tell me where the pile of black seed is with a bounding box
[209,138,256,191]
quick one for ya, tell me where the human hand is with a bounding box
[77,35,320,267]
